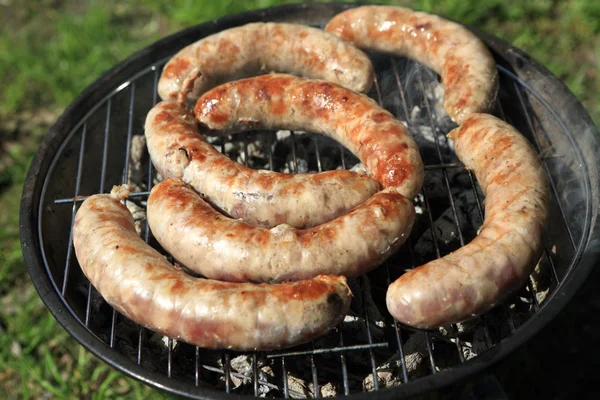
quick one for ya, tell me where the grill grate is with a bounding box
[25,6,597,398]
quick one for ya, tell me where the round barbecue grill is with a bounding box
[20,3,600,399]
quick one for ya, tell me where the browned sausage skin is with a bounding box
[72,185,351,350]
[194,74,424,200]
[147,178,415,283]
[158,22,374,103]
[386,114,549,328]
[145,100,381,229]
[325,6,499,124]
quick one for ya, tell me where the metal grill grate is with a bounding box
[24,6,597,399]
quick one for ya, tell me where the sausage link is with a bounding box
[147,178,415,283]
[145,100,381,228]
[325,6,499,124]
[194,74,424,200]
[158,22,374,103]
[72,185,351,351]
[386,114,550,328]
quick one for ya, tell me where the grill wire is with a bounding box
[38,46,581,397]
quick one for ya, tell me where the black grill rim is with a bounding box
[20,2,600,399]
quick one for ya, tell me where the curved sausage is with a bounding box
[158,22,374,103]
[147,178,415,283]
[325,6,499,124]
[72,185,351,351]
[194,74,424,200]
[145,100,381,229]
[386,114,550,328]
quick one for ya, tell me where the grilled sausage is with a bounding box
[72,185,351,351]
[145,100,381,229]
[386,114,550,328]
[325,6,499,124]
[147,178,415,283]
[194,74,424,200]
[158,22,374,103]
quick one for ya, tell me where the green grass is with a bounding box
[0,0,598,398]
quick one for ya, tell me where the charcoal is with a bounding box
[126,134,148,190]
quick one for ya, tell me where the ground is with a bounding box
[0,0,598,399]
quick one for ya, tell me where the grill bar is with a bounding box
[290,131,299,173]
[388,64,441,375]
[360,277,380,391]
[417,71,466,248]
[100,99,112,193]
[122,83,136,183]
[60,123,87,296]
[338,328,351,395]
[195,347,201,387]
[310,352,319,398]
[511,78,577,252]
[50,163,482,204]
[267,343,389,359]
[281,357,290,399]
[252,354,259,397]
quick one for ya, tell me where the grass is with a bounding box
[0,0,597,398]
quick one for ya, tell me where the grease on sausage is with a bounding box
[194,74,424,200]
[72,185,351,351]
[325,6,499,124]
[147,178,415,283]
[158,22,374,103]
[145,100,382,228]
[386,114,549,328]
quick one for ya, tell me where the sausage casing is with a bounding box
[194,74,424,200]
[325,6,499,124]
[386,114,549,328]
[145,100,381,228]
[147,178,415,283]
[72,185,351,350]
[158,22,374,103]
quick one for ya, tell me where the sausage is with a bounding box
[147,178,415,283]
[158,22,374,103]
[194,74,424,200]
[386,114,550,328]
[72,185,351,351]
[145,100,381,229]
[325,6,499,124]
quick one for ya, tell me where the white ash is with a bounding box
[123,134,149,236]
[319,382,338,398]
[287,375,312,399]
[226,355,253,389]
[276,129,292,141]
[283,158,309,174]
[127,135,148,190]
